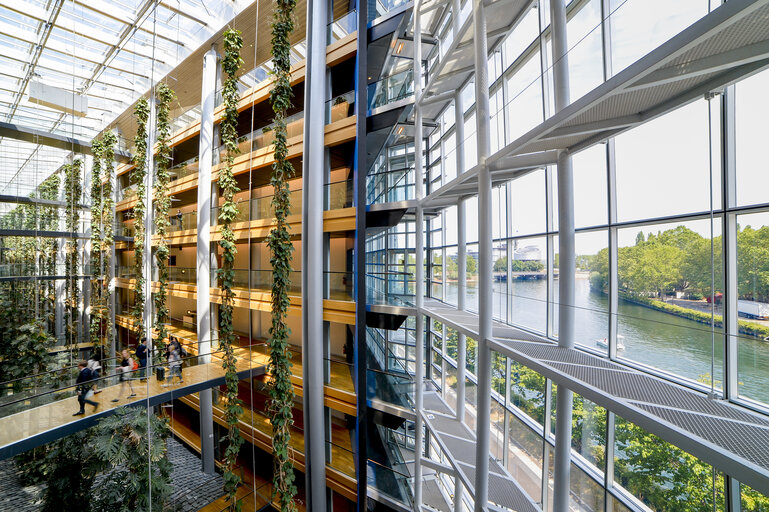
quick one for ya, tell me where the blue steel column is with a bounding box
[413,1,426,507]
[353,0,369,509]
[550,0,575,510]
[197,47,217,475]
[472,0,493,507]
[302,0,328,508]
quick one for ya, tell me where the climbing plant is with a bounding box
[100,131,117,355]
[90,138,105,349]
[37,173,61,333]
[267,0,298,507]
[64,158,83,346]
[131,99,150,339]
[218,27,245,512]
[154,83,175,364]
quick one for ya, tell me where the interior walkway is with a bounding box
[0,347,267,459]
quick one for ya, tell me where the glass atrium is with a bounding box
[0,0,768,510]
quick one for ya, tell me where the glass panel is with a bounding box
[509,361,547,426]
[614,415,725,511]
[740,482,769,511]
[509,236,548,333]
[616,219,724,388]
[736,211,769,405]
[615,99,717,223]
[735,69,769,207]
[506,410,544,502]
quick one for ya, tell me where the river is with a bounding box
[442,277,769,404]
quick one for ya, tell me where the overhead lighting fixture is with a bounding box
[397,126,404,135]
[396,42,404,54]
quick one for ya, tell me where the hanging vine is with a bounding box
[218,28,245,511]
[267,0,298,507]
[154,83,175,363]
[100,131,117,354]
[64,159,83,346]
[131,99,150,339]
[89,138,104,349]
[37,174,61,333]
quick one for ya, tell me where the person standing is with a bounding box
[73,361,98,416]
[136,338,148,379]
[112,349,137,402]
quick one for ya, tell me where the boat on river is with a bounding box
[596,336,625,351]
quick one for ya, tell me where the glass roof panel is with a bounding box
[0,0,251,197]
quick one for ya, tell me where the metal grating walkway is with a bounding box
[488,337,769,495]
[423,392,540,512]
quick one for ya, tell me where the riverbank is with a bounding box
[619,292,769,340]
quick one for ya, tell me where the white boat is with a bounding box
[596,337,625,351]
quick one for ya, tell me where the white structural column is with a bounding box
[472,0,493,506]
[550,0,575,510]
[197,47,217,475]
[301,0,328,507]
[414,1,426,507]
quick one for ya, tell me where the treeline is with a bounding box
[589,225,769,302]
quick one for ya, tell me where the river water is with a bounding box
[442,277,769,404]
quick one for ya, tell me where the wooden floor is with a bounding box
[119,315,357,414]
[0,346,267,458]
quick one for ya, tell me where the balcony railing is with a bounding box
[325,91,355,124]
[367,69,413,111]
[169,266,196,284]
[214,111,305,165]
[327,10,357,44]
[168,156,200,182]
[116,184,137,202]
[168,210,197,232]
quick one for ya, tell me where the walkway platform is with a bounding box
[421,391,539,512]
[0,349,266,460]
[420,297,769,495]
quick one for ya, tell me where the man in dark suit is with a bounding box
[73,360,99,416]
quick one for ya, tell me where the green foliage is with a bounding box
[64,158,83,345]
[154,83,176,363]
[219,27,246,512]
[41,430,103,512]
[131,98,150,338]
[90,408,172,511]
[0,307,52,391]
[267,0,298,507]
[89,132,117,355]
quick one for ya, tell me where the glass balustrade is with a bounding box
[324,179,354,210]
[367,69,414,111]
[327,10,357,44]
[0,208,77,231]
[117,184,137,202]
[114,221,134,237]
[116,265,136,279]
[325,90,355,124]
[368,0,410,22]
[213,111,305,165]
[168,156,200,182]
[168,210,197,232]
[168,266,196,284]
[367,459,414,509]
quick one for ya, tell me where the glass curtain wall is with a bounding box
[419,0,769,509]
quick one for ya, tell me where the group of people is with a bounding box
[73,337,188,416]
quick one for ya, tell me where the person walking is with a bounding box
[136,338,148,380]
[73,361,99,416]
[112,349,137,402]
[86,352,102,394]
[165,338,184,385]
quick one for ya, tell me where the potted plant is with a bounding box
[330,94,350,123]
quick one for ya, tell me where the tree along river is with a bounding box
[443,277,769,405]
